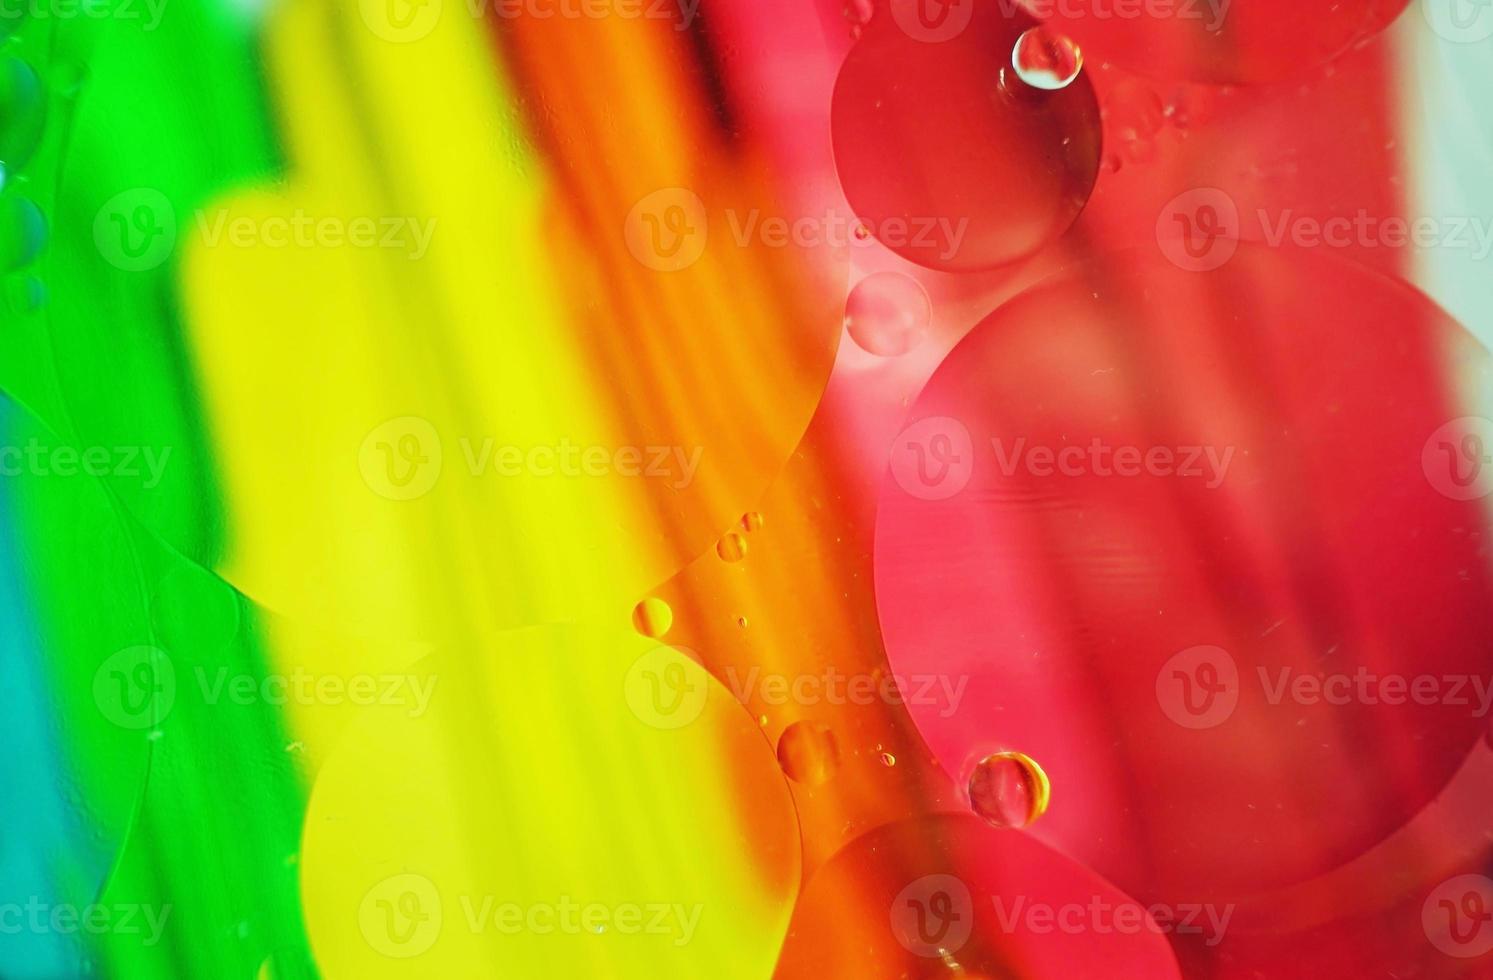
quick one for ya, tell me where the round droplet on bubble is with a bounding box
[717,531,748,562]
[631,596,673,638]
[879,751,896,767]
[740,511,764,532]
[845,272,930,357]
[1105,79,1164,142]
[777,721,841,785]
[1011,27,1084,92]
[967,750,1050,829]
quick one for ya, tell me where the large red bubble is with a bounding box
[831,0,1102,271]
[874,245,1493,907]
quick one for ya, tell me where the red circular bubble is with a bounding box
[874,246,1493,906]
[831,1,1101,271]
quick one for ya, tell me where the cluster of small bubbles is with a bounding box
[716,530,748,562]
[1103,79,1164,165]
[1164,85,1225,131]
[631,596,673,638]
[844,0,872,40]
[776,720,841,785]
[1011,26,1084,92]
[966,750,1050,829]
[845,271,930,357]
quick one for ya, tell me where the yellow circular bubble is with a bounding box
[300,624,800,979]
